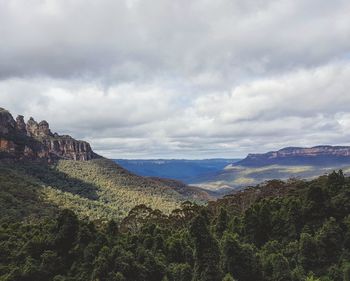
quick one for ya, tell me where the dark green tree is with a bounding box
[299,233,319,271]
[215,208,228,238]
[222,273,235,281]
[55,210,79,254]
[190,212,222,281]
[221,232,260,281]
[344,263,350,281]
[168,263,192,281]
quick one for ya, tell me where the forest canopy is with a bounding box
[1,170,350,281]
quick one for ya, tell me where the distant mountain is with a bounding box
[196,145,350,190]
[114,159,240,184]
[235,145,350,167]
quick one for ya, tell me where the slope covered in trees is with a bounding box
[0,158,195,223]
[1,170,350,280]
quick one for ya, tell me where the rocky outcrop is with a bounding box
[0,108,16,135]
[16,115,27,134]
[0,107,99,161]
[0,139,15,153]
[26,118,53,138]
[236,145,350,167]
[41,137,94,161]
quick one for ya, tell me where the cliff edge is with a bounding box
[0,107,99,161]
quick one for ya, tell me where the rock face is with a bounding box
[16,115,27,134]
[0,107,98,161]
[236,146,350,167]
[0,108,16,135]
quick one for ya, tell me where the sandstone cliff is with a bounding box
[0,107,98,161]
[236,145,350,167]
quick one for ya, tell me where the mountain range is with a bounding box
[196,145,350,190]
[3,105,350,208]
[114,146,350,192]
[235,145,350,166]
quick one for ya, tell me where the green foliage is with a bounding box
[167,263,192,281]
[344,263,350,281]
[1,169,350,281]
[222,273,235,281]
[215,207,228,238]
[221,232,260,281]
[0,159,187,223]
[190,212,222,281]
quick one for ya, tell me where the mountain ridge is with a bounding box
[0,107,99,161]
[235,145,350,167]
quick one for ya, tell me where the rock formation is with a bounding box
[0,107,98,161]
[0,108,16,135]
[16,115,27,134]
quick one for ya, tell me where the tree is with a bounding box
[303,184,329,224]
[269,254,292,281]
[92,246,111,281]
[328,170,345,192]
[244,202,271,246]
[344,263,350,281]
[222,273,235,281]
[305,275,321,281]
[221,232,260,281]
[190,212,222,281]
[299,233,319,271]
[168,263,192,281]
[215,208,228,238]
[109,272,126,281]
[55,209,79,254]
[316,217,343,265]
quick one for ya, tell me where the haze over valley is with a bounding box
[116,146,350,192]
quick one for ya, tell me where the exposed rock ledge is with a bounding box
[0,107,99,161]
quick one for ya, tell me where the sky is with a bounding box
[1,0,350,159]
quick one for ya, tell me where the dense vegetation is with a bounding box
[0,159,186,223]
[1,169,350,281]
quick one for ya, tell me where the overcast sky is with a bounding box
[1,0,350,158]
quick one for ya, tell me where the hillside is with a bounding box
[1,170,350,281]
[0,107,208,223]
[0,158,190,223]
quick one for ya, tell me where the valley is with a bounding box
[2,107,350,281]
[116,146,350,192]
[114,158,240,184]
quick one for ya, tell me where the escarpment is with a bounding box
[0,107,98,161]
[235,145,350,167]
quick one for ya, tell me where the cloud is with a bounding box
[0,0,350,158]
[0,0,349,84]
[1,61,350,158]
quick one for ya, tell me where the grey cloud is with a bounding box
[1,0,350,158]
[0,0,349,86]
[2,61,350,158]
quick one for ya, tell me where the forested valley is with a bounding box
[1,170,350,281]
